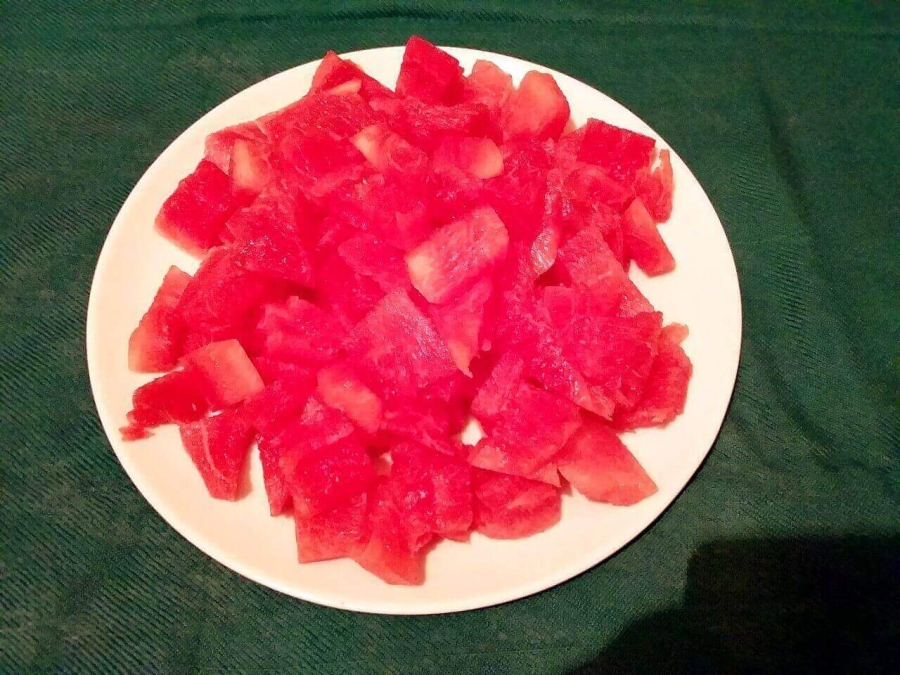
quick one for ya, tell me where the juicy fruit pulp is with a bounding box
[124,36,687,585]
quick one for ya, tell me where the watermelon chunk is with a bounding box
[316,365,383,433]
[455,59,513,116]
[258,90,380,146]
[128,266,191,372]
[155,160,240,256]
[433,137,504,179]
[347,290,456,395]
[354,481,427,585]
[257,296,348,366]
[485,138,554,241]
[501,71,570,142]
[614,324,692,430]
[406,206,509,304]
[242,374,314,435]
[561,163,632,214]
[280,436,375,518]
[351,125,428,176]
[337,234,412,295]
[468,381,580,479]
[311,51,394,101]
[623,198,675,276]
[179,408,254,500]
[180,339,264,409]
[125,369,209,432]
[295,492,369,562]
[204,121,266,174]
[378,97,495,153]
[428,277,492,376]
[557,418,657,505]
[472,469,561,539]
[396,36,463,104]
[635,149,674,223]
[471,352,525,430]
[578,119,655,184]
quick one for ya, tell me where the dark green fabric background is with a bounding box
[2,2,898,673]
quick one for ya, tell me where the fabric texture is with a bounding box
[1,2,898,673]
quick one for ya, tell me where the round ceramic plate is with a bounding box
[87,46,742,614]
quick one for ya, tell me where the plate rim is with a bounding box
[86,44,743,615]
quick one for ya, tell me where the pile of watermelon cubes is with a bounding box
[122,36,691,585]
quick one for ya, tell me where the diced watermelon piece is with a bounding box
[623,198,675,275]
[258,438,293,515]
[180,339,264,409]
[354,481,427,585]
[179,408,254,500]
[635,149,674,223]
[226,193,314,287]
[177,247,287,352]
[241,373,313,434]
[316,251,386,323]
[257,296,348,366]
[317,365,383,433]
[396,36,463,104]
[485,138,554,241]
[125,369,209,432]
[472,469,561,539]
[389,442,473,545]
[455,60,513,115]
[425,164,484,222]
[311,51,395,101]
[428,277,492,376]
[379,97,496,153]
[501,71,570,142]
[278,128,364,187]
[266,395,357,459]
[204,121,266,174]
[295,492,369,562]
[433,137,503,179]
[347,290,457,395]
[468,381,580,479]
[155,160,240,256]
[406,206,509,304]
[351,125,429,176]
[558,418,657,505]
[258,90,380,146]
[561,163,632,214]
[337,234,412,295]
[128,266,191,372]
[531,225,560,277]
[251,357,313,385]
[614,324,692,430]
[578,119,656,184]
[471,352,525,431]
[280,437,375,518]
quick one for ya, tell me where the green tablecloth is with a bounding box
[2,2,898,672]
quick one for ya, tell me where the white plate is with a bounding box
[86,46,742,615]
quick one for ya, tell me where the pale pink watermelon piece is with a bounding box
[635,149,674,223]
[128,266,191,372]
[295,492,369,562]
[280,436,375,518]
[155,160,241,256]
[351,124,428,176]
[501,71,570,142]
[205,121,265,174]
[396,36,463,105]
[179,408,255,500]
[472,468,561,539]
[614,324,692,430]
[316,365,383,433]
[623,198,675,276]
[433,137,504,179]
[557,418,657,505]
[406,206,509,304]
[180,339,265,409]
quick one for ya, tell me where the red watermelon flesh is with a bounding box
[316,365,383,433]
[455,60,513,118]
[472,469,562,539]
[181,339,265,409]
[155,160,240,256]
[347,290,457,395]
[258,90,380,147]
[257,296,348,366]
[129,266,191,372]
[406,206,509,304]
[226,193,314,287]
[623,198,675,276]
[485,138,554,242]
[354,481,428,585]
[468,381,580,479]
[501,71,570,142]
[278,129,364,189]
[125,369,209,432]
[280,436,375,518]
[561,163,632,215]
[382,97,496,153]
[635,149,674,223]
[614,324,692,430]
[295,492,369,562]
[471,352,525,430]
[205,121,266,174]
[389,442,473,545]
[578,118,655,185]
[557,418,657,505]
[351,125,428,177]
[337,234,412,295]
[179,408,254,500]
[258,438,293,515]
[396,36,463,105]
[433,136,504,179]
[316,251,386,324]
[428,277,492,376]
[242,375,313,434]
[311,51,394,101]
